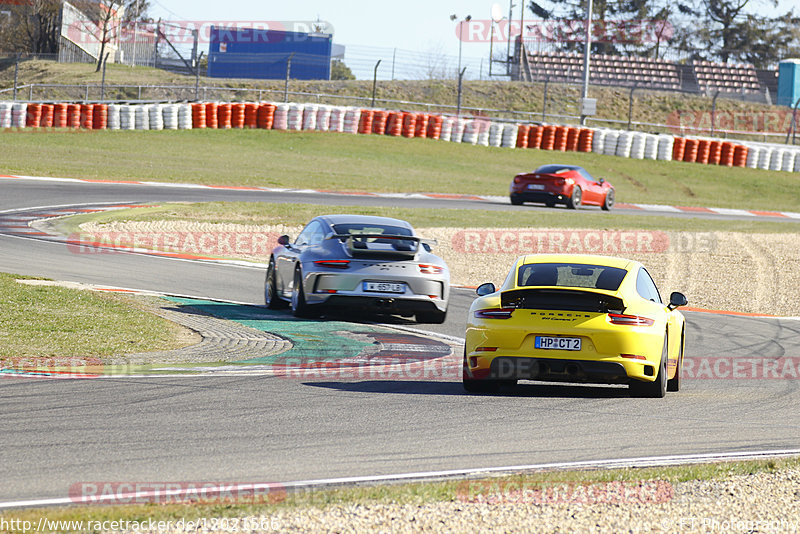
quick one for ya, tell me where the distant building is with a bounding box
[207,26,333,80]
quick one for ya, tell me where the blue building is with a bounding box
[207,26,332,80]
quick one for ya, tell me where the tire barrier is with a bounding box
[385,112,402,137]
[371,110,388,135]
[436,117,451,142]
[603,131,619,156]
[0,102,11,128]
[107,104,120,130]
[656,135,674,161]
[565,127,580,151]
[451,117,466,143]
[301,104,317,131]
[592,129,606,154]
[414,113,429,138]
[217,103,232,129]
[745,146,761,168]
[781,150,796,172]
[40,104,54,128]
[643,134,658,160]
[244,103,259,129]
[672,137,686,161]
[230,103,246,129]
[191,103,206,129]
[696,139,711,164]
[53,103,68,128]
[26,103,42,127]
[426,115,443,140]
[578,128,594,153]
[497,124,514,148]
[7,99,800,173]
[708,140,722,165]
[682,138,698,163]
[719,142,734,167]
[257,103,276,130]
[316,105,331,132]
[328,107,345,133]
[527,125,543,149]
[758,147,773,170]
[516,124,530,148]
[553,126,568,151]
[149,104,164,130]
[287,104,303,130]
[615,131,633,158]
[162,104,178,130]
[541,125,557,151]
[630,132,646,160]
[80,104,94,130]
[343,108,360,134]
[357,109,373,134]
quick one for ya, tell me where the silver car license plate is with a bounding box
[364,281,405,293]
[535,336,581,351]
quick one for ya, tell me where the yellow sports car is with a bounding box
[464,254,687,397]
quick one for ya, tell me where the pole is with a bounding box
[391,48,396,81]
[507,0,514,76]
[154,19,161,69]
[457,66,467,116]
[489,23,494,77]
[101,52,109,101]
[131,0,141,66]
[457,20,463,78]
[13,53,19,101]
[371,59,382,107]
[543,77,548,122]
[284,52,295,103]
[785,97,800,145]
[711,90,720,136]
[627,85,637,130]
[580,0,593,125]
[195,51,205,101]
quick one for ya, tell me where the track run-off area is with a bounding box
[0,176,799,506]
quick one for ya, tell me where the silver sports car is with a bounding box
[264,214,450,323]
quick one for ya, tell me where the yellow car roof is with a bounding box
[518,254,638,270]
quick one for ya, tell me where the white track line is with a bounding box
[1,449,798,510]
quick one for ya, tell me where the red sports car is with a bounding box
[510,164,615,210]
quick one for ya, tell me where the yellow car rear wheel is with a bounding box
[630,334,668,398]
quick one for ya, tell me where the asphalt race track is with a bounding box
[0,177,799,504]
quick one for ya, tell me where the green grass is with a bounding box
[1,129,799,212]
[61,201,800,235]
[0,273,188,360]
[2,457,797,528]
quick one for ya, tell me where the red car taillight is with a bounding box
[607,313,655,326]
[314,260,350,269]
[474,308,515,319]
[418,264,444,275]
